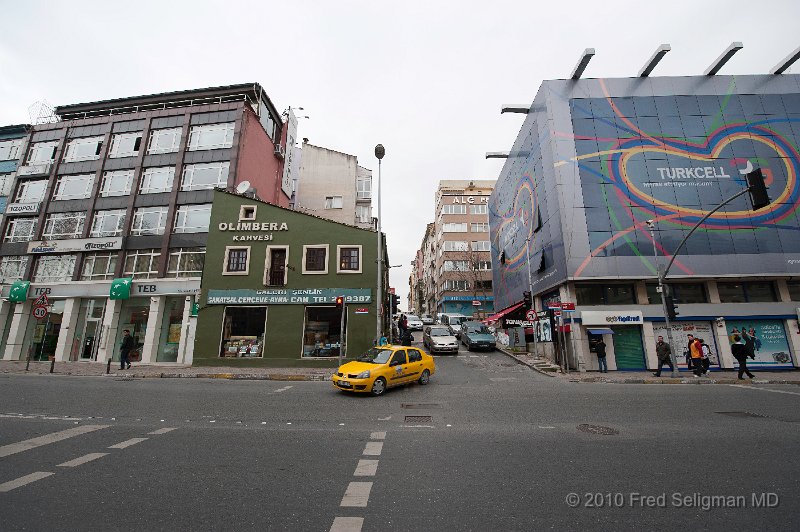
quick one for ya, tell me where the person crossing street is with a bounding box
[653,335,673,377]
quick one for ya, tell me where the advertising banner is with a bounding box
[725,320,794,368]
[207,288,372,305]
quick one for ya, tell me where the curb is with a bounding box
[105,372,330,381]
[498,347,559,377]
[567,377,800,385]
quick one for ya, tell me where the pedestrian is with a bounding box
[731,334,754,380]
[119,329,134,370]
[689,336,704,377]
[697,338,711,375]
[653,335,673,377]
[685,334,696,370]
[742,327,756,359]
[594,338,607,373]
[399,314,408,335]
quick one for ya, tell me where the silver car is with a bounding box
[405,314,424,331]
[423,325,459,355]
[421,314,435,325]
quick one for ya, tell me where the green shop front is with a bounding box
[193,191,383,367]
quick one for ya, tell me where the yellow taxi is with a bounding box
[332,344,436,396]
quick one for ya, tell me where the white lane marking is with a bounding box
[538,426,556,429]
[729,384,800,396]
[148,427,178,435]
[370,431,386,440]
[273,385,294,393]
[0,472,54,492]
[402,425,435,428]
[108,437,148,449]
[0,413,88,421]
[340,482,373,507]
[353,459,379,477]
[378,416,391,421]
[363,442,383,456]
[57,452,108,468]
[0,424,110,459]
[330,517,364,532]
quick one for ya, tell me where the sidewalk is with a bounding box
[499,348,800,385]
[0,361,332,381]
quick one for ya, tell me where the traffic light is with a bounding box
[335,295,344,308]
[391,294,399,314]
[523,291,532,310]
[746,168,770,210]
[665,295,679,320]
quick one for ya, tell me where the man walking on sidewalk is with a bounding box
[119,329,134,370]
[731,334,755,380]
[689,336,704,377]
[653,335,673,377]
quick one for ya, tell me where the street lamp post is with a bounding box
[646,220,681,378]
[374,144,385,344]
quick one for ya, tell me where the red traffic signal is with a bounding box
[335,296,344,307]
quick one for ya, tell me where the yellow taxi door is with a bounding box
[388,349,409,385]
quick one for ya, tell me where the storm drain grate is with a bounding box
[715,411,768,419]
[577,424,619,436]
[401,403,441,409]
[405,415,433,423]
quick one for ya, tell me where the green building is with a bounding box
[193,190,387,367]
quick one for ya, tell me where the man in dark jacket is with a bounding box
[731,334,754,379]
[120,329,134,370]
[653,335,673,377]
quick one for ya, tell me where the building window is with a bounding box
[100,169,134,197]
[108,132,142,158]
[442,223,467,233]
[717,281,778,303]
[470,223,489,233]
[443,260,469,272]
[174,204,212,233]
[188,123,235,151]
[14,180,48,203]
[337,246,361,273]
[0,255,29,283]
[27,141,58,164]
[53,173,94,201]
[239,205,257,221]
[303,245,328,274]
[123,249,161,279]
[224,246,250,275]
[788,281,800,301]
[357,175,371,199]
[131,207,168,236]
[81,252,118,280]
[470,205,488,215]
[471,241,490,251]
[575,283,636,305]
[4,217,37,242]
[140,166,175,194]
[443,241,468,252]
[441,204,466,215]
[181,162,230,191]
[0,138,23,161]
[167,247,205,278]
[475,279,492,290]
[645,283,708,304]
[62,136,104,162]
[355,205,371,224]
[325,196,343,209]
[42,212,86,240]
[90,209,126,237]
[476,261,492,270]
[147,127,182,154]
[33,255,77,282]
[442,279,469,291]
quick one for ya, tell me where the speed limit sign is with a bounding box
[32,304,48,320]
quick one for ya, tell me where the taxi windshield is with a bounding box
[357,348,394,364]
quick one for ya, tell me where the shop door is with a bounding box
[610,326,646,370]
[80,319,101,360]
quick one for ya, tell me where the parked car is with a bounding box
[331,345,436,396]
[422,325,459,355]
[439,313,470,337]
[405,314,424,331]
[420,314,435,325]
[460,321,497,351]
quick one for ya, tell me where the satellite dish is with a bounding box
[236,181,251,194]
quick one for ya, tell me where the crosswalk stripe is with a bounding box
[57,452,108,468]
[0,425,110,459]
[369,431,386,440]
[330,517,363,532]
[0,472,53,492]
[363,442,383,456]
[148,427,178,435]
[340,482,372,507]
[108,438,148,449]
[353,459,379,477]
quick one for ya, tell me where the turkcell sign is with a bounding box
[207,288,372,305]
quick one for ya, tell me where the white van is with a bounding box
[439,313,470,335]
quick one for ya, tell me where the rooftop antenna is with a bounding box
[27,100,57,124]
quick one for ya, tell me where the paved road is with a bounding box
[0,339,797,531]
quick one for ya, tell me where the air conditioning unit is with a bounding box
[274,144,285,159]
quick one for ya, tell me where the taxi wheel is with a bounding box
[418,369,430,385]
[371,377,387,396]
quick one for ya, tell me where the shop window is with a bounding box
[157,296,185,362]
[4,217,37,242]
[34,255,77,282]
[0,255,29,283]
[14,179,48,203]
[70,299,106,361]
[302,306,344,357]
[181,162,230,191]
[21,299,66,360]
[187,122,235,151]
[100,169,134,197]
[63,136,104,162]
[124,249,161,279]
[81,252,118,280]
[167,247,205,278]
[718,281,778,303]
[90,209,126,237]
[220,306,266,357]
[324,196,343,209]
[131,206,168,235]
[224,246,250,275]
[337,245,361,273]
[0,138,23,161]
[147,128,182,154]
[239,205,257,221]
[264,246,288,286]
[108,132,142,158]
[303,245,328,274]
[27,141,59,164]
[140,166,175,194]
[53,174,95,200]
[42,212,86,240]
[788,281,800,301]
[174,204,212,233]
[116,302,149,363]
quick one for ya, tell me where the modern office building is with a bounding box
[490,71,800,372]
[293,141,373,230]
[0,125,30,248]
[0,83,289,365]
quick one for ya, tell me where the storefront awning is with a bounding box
[110,278,133,300]
[8,280,30,303]
[587,328,615,335]
[484,302,524,323]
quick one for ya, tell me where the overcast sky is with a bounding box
[1,0,798,306]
